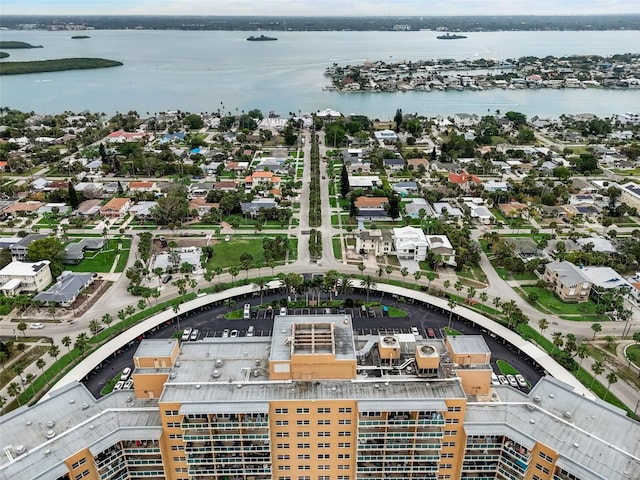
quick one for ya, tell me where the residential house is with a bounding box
[425,235,456,267]
[383,157,405,172]
[448,171,482,192]
[374,130,398,142]
[452,113,480,127]
[406,158,430,170]
[348,175,382,191]
[342,148,365,165]
[498,202,529,219]
[0,260,52,296]
[393,226,428,262]
[468,204,494,224]
[129,201,157,219]
[355,229,393,257]
[244,171,281,193]
[579,266,631,303]
[188,183,214,199]
[543,261,592,303]
[33,272,95,306]
[128,181,158,193]
[575,237,617,255]
[106,130,152,143]
[189,198,218,217]
[392,181,419,196]
[76,199,103,216]
[404,198,433,219]
[63,238,105,264]
[504,238,539,261]
[151,247,203,275]
[100,197,132,218]
[241,198,278,217]
[433,202,463,219]
[619,182,640,211]
[10,234,47,261]
[4,201,44,215]
[214,181,238,192]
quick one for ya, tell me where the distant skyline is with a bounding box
[3,0,640,16]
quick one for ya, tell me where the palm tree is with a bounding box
[48,344,60,362]
[118,309,127,331]
[337,274,353,296]
[447,298,457,329]
[426,271,436,292]
[492,296,501,310]
[357,262,366,276]
[152,289,161,304]
[443,279,451,292]
[75,333,89,356]
[385,265,393,281]
[576,343,589,368]
[7,382,22,406]
[413,271,422,290]
[102,313,114,329]
[229,266,240,286]
[0,351,7,371]
[362,275,377,303]
[454,280,463,298]
[604,372,618,400]
[254,278,269,303]
[61,336,72,353]
[89,319,101,335]
[590,361,604,389]
[36,358,46,379]
[538,319,549,338]
[551,331,564,354]
[377,267,385,283]
[153,267,164,287]
[17,321,27,337]
[25,373,36,397]
[0,394,6,414]
[172,303,181,331]
[400,267,409,287]
[591,323,602,340]
[479,292,488,311]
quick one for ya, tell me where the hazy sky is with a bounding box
[3,0,640,16]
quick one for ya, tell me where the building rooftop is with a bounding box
[447,335,491,355]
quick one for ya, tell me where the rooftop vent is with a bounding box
[216,359,223,367]
[15,446,25,455]
[46,421,55,428]
[46,430,56,439]
[420,345,435,355]
[212,369,221,378]
[126,396,132,402]
[526,403,535,411]
[69,399,75,404]
[382,336,396,345]
[549,394,555,398]
[255,359,261,366]
[89,425,94,430]
[529,419,535,424]
[175,361,181,367]
[44,449,51,456]
[195,384,201,389]
[170,372,176,379]
[26,421,32,427]
[533,395,541,403]
[82,403,89,410]
[564,411,572,419]
[573,443,579,448]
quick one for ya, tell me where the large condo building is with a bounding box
[0,314,638,480]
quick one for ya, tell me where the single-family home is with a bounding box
[63,238,105,264]
[33,272,96,306]
[383,157,405,171]
[374,130,398,142]
[393,226,429,262]
[10,234,47,261]
[392,181,419,196]
[244,171,281,192]
[0,260,52,296]
[241,198,278,217]
[433,202,463,219]
[100,197,132,218]
[4,201,44,215]
[355,229,393,257]
[151,247,203,275]
[347,176,382,191]
[128,181,158,193]
[425,235,456,267]
[543,261,592,303]
[129,201,157,219]
[505,237,539,261]
[448,171,482,192]
[578,266,631,303]
[189,198,218,217]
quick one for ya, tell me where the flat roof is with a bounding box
[134,338,178,359]
[447,335,491,355]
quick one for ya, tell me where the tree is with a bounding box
[357,262,365,275]
[591,323,602,340]
[17,321,27,337]
[385,265,393,281]
[385,195,400,220]
[254,278,269,303]
[538,319,549,338]
[89,319,101,335]
[604,372,618,400]
[443,279,451,291]
[362,275,377,303]
[118,309,127,331]
[425,271,436,292]
[590,361,604,389]
[413,270,422,289]
[68,181,79,209]
[551,331,564,354]
[447,298,457,329]
[454,280,463,297]
[7,382,22,406]
[102,313,114,329]
[26,237,64,262]
[25,372,36,396]
[400,267,409,287]
[394,108,403,132]
[36,357,46,378]
[576,343,589,368]
[604,335,615,350]
[0,351,7,370]
[61,335,72,353]
[340,164,350,198]
[74,333,89,356]
[151,185,189,225]
[633,331,640,344]
[48,344,60,362]
[229,266,240,286]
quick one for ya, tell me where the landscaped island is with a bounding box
[71,35,91,39]
[0,52,9,59]
[0,41,43,49]
[0,57,123,75]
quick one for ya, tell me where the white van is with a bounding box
[243,303,251,320]
[181,327,192,341]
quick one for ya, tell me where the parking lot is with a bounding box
[83,292,542,398]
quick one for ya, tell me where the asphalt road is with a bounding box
[84,292,542,398]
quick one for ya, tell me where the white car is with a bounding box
[507,375,518,388]
[30,323,45,329]
[516,374,527,388]
[113,381,124,391]
[230,329,239,338]
[123,380,134,389]
[498,375,509,386]
[120,367,132,381]
[491,372,500,386]
[411,326,420,336]
[222,329,230,338]
[190,328,199,341]
[181,328,192,341]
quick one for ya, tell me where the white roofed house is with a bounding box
[425,235,456,268]
[0,260,52,297]
[393,226,429,262]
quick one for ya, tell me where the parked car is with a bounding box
[162,274,173,284]
[491,372,500,386]
[222,329,230,338]
[230,330,239,338]
[190,328,199,341]
[30,323,45,329]
[247,326,255,337]
[516,374,527,388]
[123,380,134,389]
[368,307,375,317]
[426,328,436,338]
[181,328,192,341]
[120,367,132,381]
[113,381,124,391]
[498,375,509,385]
[411,326,420,336]
[279,307,287,316]
[507,375,518,387]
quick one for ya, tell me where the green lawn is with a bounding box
[64,238,131,273]
[626,344,640,364]
[444,327,462,336]
[496,359,519,376]
[332,237,342,260]
[205,238,268,269]
[521,286,599,315]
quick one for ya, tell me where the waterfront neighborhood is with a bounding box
[0,103,639,477]
[324,53,640,92]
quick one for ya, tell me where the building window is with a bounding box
[297,408,310,414]
[318,454,330,459]
[279,466,291,471]
[298,454,310,460]
[165,410,179,416]
[279,477,291,480]
[275,408,289,414]
[297,432,310,437]
[338,419,351,425]
[297,420,310,426]
[442,442,456,447]
[318,419,331,425]
[338,407,352,413]
[297,443,310,449]
[277,432,290,437]
[171,445,184,450]
[445,419,459,424]
[298,476,311,480]
[278,455,290,460]
[538,452,553,463]
[318,432,331,437]
[338,442,351,448]
[441,453,454,458]
[169,434,183,439]
[276,420,289,426]
[318,443,330,448]
[338,431,351,437]
[317,407,331,413]
[277,443,290,449]
[535,464,550,474]
[71,459,87,469]
[447,406,461,412]
[338,465,350,470]
[444,430,457,436]
[338,454,351,459]
[298,465,311,470]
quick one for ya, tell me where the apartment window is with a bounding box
[444,430,457,436]
[361,411,379,417]
[338,454,351,459]
[440,464,452,469]
[338,419,351,424]
[74,471,90,480]
[318,476,331,480]
[297,408,310,414]
[298,476,311,480]
[533,476,542,480]
[277,443,290,449]
[165,410,179,416]
[175,468,187,473]
[71,459,87,469]
[297,432,310,437]
[318,432,331,437]
[317,407,331,413]
[447,406,461,412]
[171,445,185,450]
[275,408,289,414]
[318,419,331,425]
[318,454,330,459]
[318,465,330,470]
[445,419,459,424]
[172,457,186,462]
[169,434,183,439]
[337,476,350,480]
[298,454,310,460]
[278,466,291,471]
[277,432,290,437]
[167,422,181,428]
[338,465,350,470]
[297,420,310,426]
[338,431,351,437]
[318,443,331,448]
[276,420,289,426]
[441,453,453,458]
[338,442,351,448]
[278,477,291,480]
[277,454,290,460]
[338,407,352,413]
[535,464,550,474]
[297,443,310,449]
[298,465,311,470]
[442,442,456,447]
[538,452,553,463]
